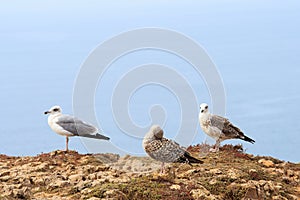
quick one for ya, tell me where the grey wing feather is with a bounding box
[210,115,227,131]
[56,115,97,136]
[210,114,243,139]
[210,115,255,143]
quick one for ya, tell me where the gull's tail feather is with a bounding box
[80,133,110,140]
[241,135,255,144]
[179,152,203,164]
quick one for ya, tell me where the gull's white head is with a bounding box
[199,103,209,114]
[44,105,62,115]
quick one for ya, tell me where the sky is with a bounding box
[0,1,299,162]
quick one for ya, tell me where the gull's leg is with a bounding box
[209,139,220,153]
[160,162,165,174]
[215,139,221,152]
[209,142,217,152]
[66,136,69,151]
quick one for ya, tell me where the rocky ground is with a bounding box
[0,144,299,200]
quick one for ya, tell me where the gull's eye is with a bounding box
[205,106,208,109]
[53,108,59,112]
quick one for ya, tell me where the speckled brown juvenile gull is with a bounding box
[199,103,255,152]
[143,125,203,173]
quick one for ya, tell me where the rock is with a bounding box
[227,169,239,180]
[34,162,49,172]
[258,159,275,167]
[287,194,299,200]
[258,180,267,186]
[50,180,69,188]
[263,181,275,192]
[86,197,102,200]
[272,195,288,200]
[0,171,10,177]
[190,186,215,200]
[12,187,31,199]
[68,174,84,184]
[87,173,97,180]
[104,189,127,199]
[76,180,91,191]
[170,184,181,190]
[32,176,46,185]
[209,168,222,174]
[2,184,14,196]
[91,178,108,187]
[178,168,201,178]
[249,169,258,178]
[296,186,300,193]
[286,169,295,177]
[209,179,218,185]
[0,175,10,182]
[274,184,283,191]
[244,186,259,199]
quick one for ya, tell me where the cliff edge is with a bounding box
[0,145,299,200]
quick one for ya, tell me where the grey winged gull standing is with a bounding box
[44,105,110,151]
[143,125,203,173]
[199,103,255,152]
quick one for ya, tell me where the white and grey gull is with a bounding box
[44,105,110,151]
[199,103,255,152]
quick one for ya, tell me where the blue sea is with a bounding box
[0,1,299,163]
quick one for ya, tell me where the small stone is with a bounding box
[50,151,57,156]
[287,194,299,200]
[87,174,97,180]
[91,178,108,187]
[170,184,181,190]
[242,182,259,199]
[274,168,284,175]
[258,180,267,186]
[258,159,274,167]
[76,180,91,191]
[190,186,214,199]
[123,155,131,160]
[296,186,300,193]
[0,175,10,182]
[48,180,69,190]
[12,187,31,199]
[209,168,222,174]
[49,165,55,170]
[272,195,288,200]
[227,169,238,180]
[86,197,101,200]
[274,185,282,191]
[32,176,45,185]
[209,179,218,185]
[0,171,10,177]
[178,169,198,178]
[286,169,295,177]
[104,189,118,196]
[264,184,270,191]
[69,174,84,184]
[35,163,48,171]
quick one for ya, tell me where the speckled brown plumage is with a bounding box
[143,125,203,165]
